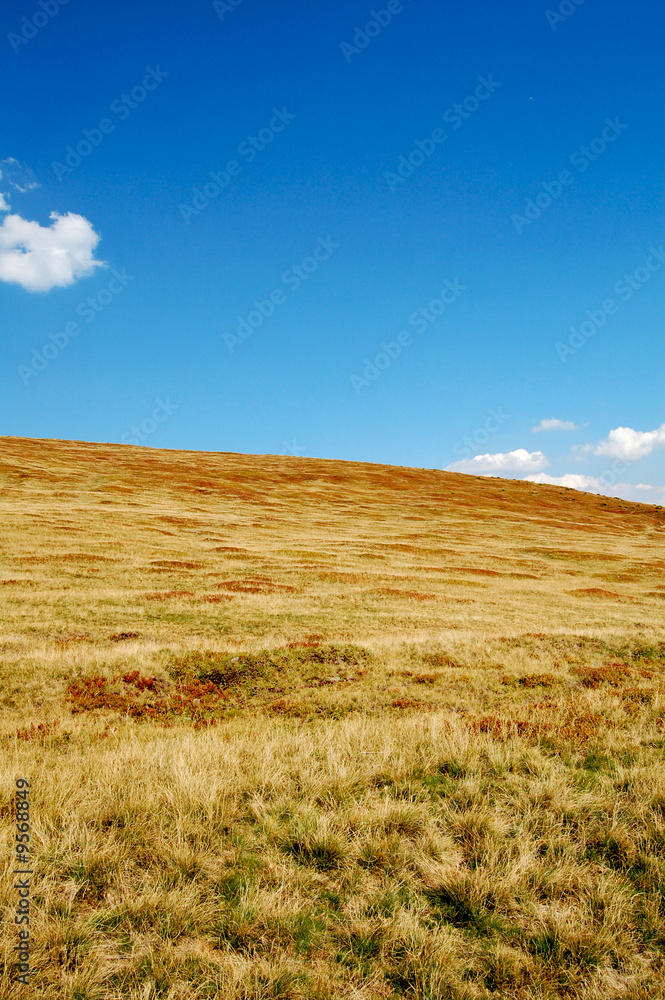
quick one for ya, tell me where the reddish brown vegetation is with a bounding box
[149,560,204,569]
[374,588,438,600]
[144,591,194,600]
[575,662,631,688]
[398,671,440,684]
[285,635,326,648]
[568,587,625,599]
[66,672,233,722]
[53,633,90,644]
[519,673,557,688]
[14,720,60,741]
[453,567,504,576]
[215,577,296,594]
[391,698,426,709]
[471,711,608,741]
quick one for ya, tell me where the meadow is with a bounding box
[1,435,665,999]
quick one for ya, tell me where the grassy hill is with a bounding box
[1,436,665,999]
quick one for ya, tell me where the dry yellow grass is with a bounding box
[1,435,665,998]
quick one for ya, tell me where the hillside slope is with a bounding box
[1,436,665,1000]
[0,435,663,654]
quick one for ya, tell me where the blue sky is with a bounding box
[1,0,664,502]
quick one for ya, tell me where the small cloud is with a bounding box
[0,157,39,194]
[446,449,549,475]
[0,210,106,292]
[532,418,578,432]
[1,156,41,219]
[593,424,665,462]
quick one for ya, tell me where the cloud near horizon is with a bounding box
[532,418,579,432]
[0,210,106,292]
[446,449,549,475]
[526,472,665,505]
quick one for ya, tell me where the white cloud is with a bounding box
[526,472,665,505]
[0,210,106,292]
[593,424,665,461]
[0,193,9,213]
[0,157,39,194]
[446,449,549,475]
[532,418,578,432]
[527,472,606,490]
